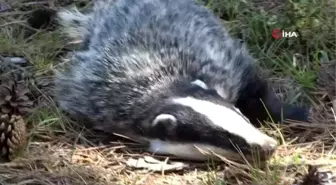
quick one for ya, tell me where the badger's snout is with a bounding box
[252,132,278,159]
[260,135,278,151]
[241,121,278,159]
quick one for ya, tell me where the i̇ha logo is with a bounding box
[272,29,299,39]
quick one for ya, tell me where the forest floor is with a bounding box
[0,0,335,184]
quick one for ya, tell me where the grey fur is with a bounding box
[57,0,252,102]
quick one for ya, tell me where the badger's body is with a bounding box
[55,0,309,161]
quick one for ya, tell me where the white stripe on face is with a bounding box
[171,97,278,150]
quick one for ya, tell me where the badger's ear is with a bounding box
[152,114,177,126]
[151,114,177,140]
[191,79,208,89]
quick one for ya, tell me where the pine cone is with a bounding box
[0,114,27,160]
[0,79,34,116]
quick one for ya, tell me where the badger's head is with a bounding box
[139,79,278,162]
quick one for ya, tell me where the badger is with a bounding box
[54,0,309,162]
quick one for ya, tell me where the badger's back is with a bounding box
[56,0,253,104]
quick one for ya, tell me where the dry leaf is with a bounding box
[126,156,188,172]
